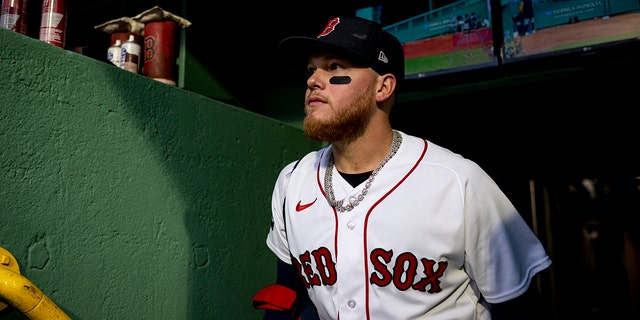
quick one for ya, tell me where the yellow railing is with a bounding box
[0,246,71,319]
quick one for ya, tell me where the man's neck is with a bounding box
[331,128,395,174]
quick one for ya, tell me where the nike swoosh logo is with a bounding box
[295,198,317,212]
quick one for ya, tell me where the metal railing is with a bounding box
[0,246,71,319]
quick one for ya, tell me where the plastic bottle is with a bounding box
[120,35,141,73]
[107,39,122,67]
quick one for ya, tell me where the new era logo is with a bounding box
[378,51,389,64]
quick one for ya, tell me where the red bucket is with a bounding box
[143,20,177,86]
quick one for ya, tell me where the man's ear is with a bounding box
[375,74,396,103]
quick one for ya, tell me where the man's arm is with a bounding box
[258,259,318,320]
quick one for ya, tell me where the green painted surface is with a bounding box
[0,28,320,319]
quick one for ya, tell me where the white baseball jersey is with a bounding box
[266,130,551,320]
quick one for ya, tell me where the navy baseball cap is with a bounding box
[278,16,405,86]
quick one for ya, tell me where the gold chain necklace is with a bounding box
[324,131,402,212]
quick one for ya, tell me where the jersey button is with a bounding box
[348,300,356,309]
[347,222,355,230]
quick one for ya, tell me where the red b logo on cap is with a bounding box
[317,17,340,38]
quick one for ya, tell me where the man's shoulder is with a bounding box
[281,148,328,175]
[299,147,330,168]
[397,133,487,178]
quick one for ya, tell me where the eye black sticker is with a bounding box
[329,76,351,84]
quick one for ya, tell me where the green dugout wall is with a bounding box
[0,28,320,319]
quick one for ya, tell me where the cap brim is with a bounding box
[278,36,368,68]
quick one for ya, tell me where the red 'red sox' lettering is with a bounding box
[294,247,336,288]
[293,247,447,293]
[370,248,448,293]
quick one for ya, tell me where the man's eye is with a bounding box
[306,67,316,76]
[329,63,343,71]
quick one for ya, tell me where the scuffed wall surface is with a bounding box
[0,28,320,319]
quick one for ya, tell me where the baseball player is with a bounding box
[253,16,552,320]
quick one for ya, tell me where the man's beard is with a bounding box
[303,87,373,143]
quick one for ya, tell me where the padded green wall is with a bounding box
[0,28,320,319]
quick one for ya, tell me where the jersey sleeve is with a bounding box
[266,160,299,264]
[461,162,551,304]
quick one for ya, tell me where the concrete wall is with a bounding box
[0,28,320,319]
